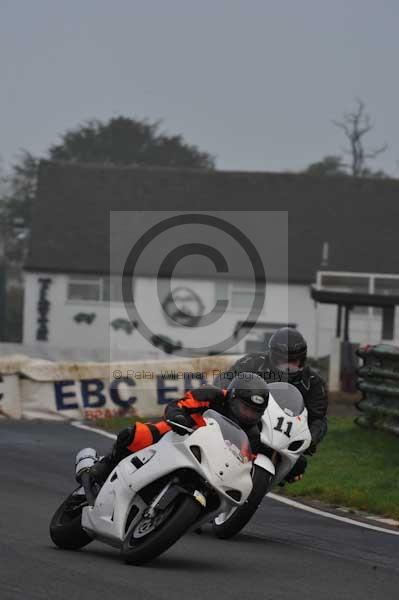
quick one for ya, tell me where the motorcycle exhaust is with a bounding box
[75,448,98,506]
[80,471,97,507]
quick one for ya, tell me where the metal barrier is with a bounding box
[356,344,399,435]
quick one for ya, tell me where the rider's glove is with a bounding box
[304,441,317,456]
[284,454,307,483]
[169,413,191,435]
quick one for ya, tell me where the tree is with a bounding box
[49,116,215,169]
[1,151,37,263]
[303,155,347,177]
[303,100,389,178]
[333,99,387,177]
[0,154,34,341]
[0,117,215,340]
[5,150,38,224]
[1,117,215,234]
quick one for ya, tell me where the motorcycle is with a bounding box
[212,382,311,539]
[49,410,253,565]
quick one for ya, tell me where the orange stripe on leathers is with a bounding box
[127,422,154,452]
[154,421,172,435]
[191,413,206,427]
[177,391,210,410]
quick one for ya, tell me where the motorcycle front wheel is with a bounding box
[212,466,272,540]
[50,491,93,550]
[121,495,202,565]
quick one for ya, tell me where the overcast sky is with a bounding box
[1,0,398,175]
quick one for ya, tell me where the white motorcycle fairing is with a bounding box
[254,453,275,475]
[257,383,312,488]
[81,411,253,547]
[213,383,312,530]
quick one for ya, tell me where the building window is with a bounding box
[231,287,264,310]
[231,290,255,309]
[214,282,264,312]
[374,277,399,296]
[320,274,369,292]
[67,275,130,303]
[68,276,102,301]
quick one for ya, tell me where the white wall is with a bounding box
[27,270,396,360]
[110,276,292,359]
[24,272,312,358]
[23,271,399,363]
[24,272,110,348]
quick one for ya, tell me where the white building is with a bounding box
[23,161,399,361]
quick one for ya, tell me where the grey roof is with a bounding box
[25,160,399,284]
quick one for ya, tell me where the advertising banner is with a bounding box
[1,355,239,421]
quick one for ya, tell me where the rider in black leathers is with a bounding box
[216,328,328,483]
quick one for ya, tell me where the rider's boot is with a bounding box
[89,454,117,485]
[77,426,137,486]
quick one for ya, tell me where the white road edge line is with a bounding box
[71,420,117,441]
[268,493,399,536]
[71,421,399,537]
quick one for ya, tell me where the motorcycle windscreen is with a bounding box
[267,382,305,417]
[203,409,251,460]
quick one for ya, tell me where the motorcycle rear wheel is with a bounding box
[121,495,202,565]
[49,492,93,550]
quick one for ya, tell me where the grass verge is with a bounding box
[281,416,399,521]
[92,415,399,521]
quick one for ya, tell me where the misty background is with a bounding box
[1,0,398,175]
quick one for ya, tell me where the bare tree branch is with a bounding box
[332,99,388,176]
[364,143,388,159]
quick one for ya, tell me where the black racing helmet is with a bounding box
[269,327,307,378]
[227,372,269,426]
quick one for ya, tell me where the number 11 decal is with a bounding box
[274,417,293,438]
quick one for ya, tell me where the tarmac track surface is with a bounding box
[1,420,398,600]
